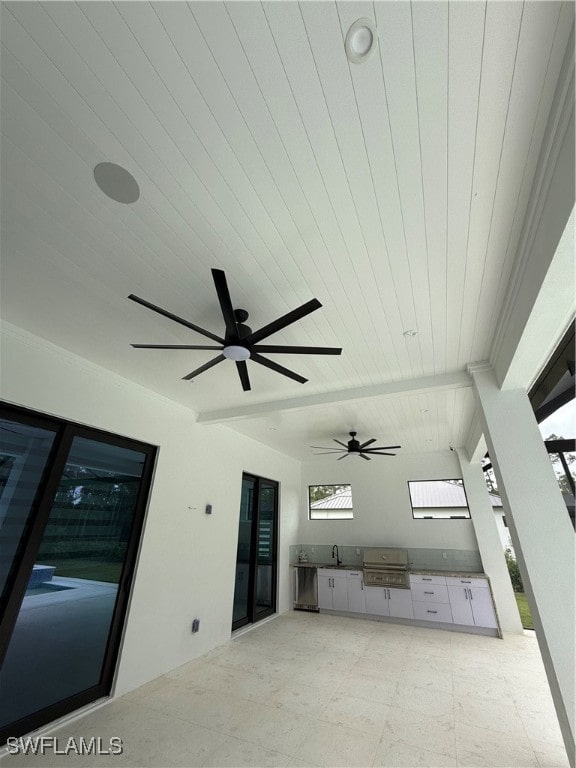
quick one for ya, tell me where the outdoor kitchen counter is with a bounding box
[292,564,490,578]
[410,569,490,578]
[292,563,360,569]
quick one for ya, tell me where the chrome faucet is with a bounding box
[332,544,342,567]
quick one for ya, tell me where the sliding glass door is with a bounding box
[0,404,156,744]
[232,473,278,631]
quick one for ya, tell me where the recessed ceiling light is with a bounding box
[94,162,140,204]
[403,329,418,338]
[345,18,377,64]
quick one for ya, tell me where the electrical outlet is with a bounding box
[311,547,315,553]
[442,552,447,560]
[192,618,200,633]
[356,548,361,555]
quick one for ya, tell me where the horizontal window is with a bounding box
[408,479,471,519]
[309,485,353,520]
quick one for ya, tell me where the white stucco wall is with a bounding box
[0,324,301,697]
[299,451,480,551]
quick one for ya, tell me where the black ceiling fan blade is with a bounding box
[337,454,349,460]
[236,360,251,391]
[310,446,346,451]
[245,298,322,345]
[128,294,225,344]
[313,451,347,455]
[131,344,223,350]
[182,354,225,381]
[251,353,308,384]
[211,269,238,339]
[358,438,377,450]
[362,445,402,451]
[333,439,349,448]
[253,345,342,355]
[362,451,397,456]
[359,454,371,460]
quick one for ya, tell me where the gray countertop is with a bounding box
[291,563,488,578]
[410,569,488,578]
[292,562,361,570]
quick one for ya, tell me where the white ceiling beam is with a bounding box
[197,371,471,424]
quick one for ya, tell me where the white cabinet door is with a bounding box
[411,583,450,603]
[413,602,454,623]
[332,576,349,611]
[469,587,498,628]
[448,586,474,625]
[365,586,389,615]
[317,575,333,610]
[388,588,414,619]
[446,576,489,589]
[410,574,447,586]
[347,577,367,613]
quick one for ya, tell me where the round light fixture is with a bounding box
[345,18,377,64]
[94,162,140,204]
[222,345,250,361]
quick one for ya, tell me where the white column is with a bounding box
[469,363,575,765]
[457,453,523,634]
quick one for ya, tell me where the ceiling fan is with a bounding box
[128,268,342,392]
[311,432,401,460]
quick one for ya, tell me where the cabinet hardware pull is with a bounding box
[424,591,434,594]
[361,580,364,590]
[468,588,473,600]
[462,580,471,583]
[427,610,438,614]
[422,578,432,581]
[464,588,468,599]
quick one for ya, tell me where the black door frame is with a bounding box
[0,402,156,744]
[232,472,279,631]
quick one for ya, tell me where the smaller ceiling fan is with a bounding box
[311,432,401,460]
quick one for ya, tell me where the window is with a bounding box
[309,485,353,520]
[408,479,471,519]
[0,403,156,744]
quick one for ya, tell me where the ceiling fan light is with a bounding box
[222,345,250,361]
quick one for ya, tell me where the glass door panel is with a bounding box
[232,476,255,627]
[255,481,276,619]
[0,418,57,610]
[0,435,149,732]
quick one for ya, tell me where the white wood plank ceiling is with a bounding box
[1,1,573,457]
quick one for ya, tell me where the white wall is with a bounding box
[0,324,301,696]
[299,451,479,551]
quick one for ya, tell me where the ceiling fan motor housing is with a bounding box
[348,431,360,451]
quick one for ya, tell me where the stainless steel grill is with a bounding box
[363,547,409,589]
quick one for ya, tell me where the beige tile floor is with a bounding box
[0,611,569,768]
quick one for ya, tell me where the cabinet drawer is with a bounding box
[445,576,489,588]
[413,601,454,623]
[411,583,449,603]
[409,574,447,586]
[317,568,347,578]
